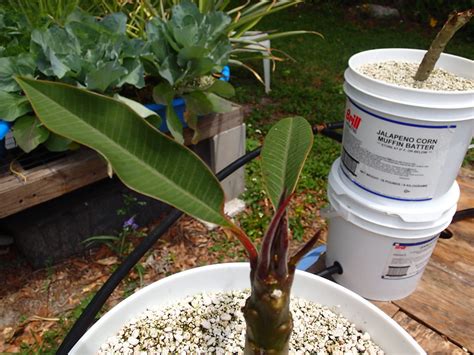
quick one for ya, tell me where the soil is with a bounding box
[0,193,326,352]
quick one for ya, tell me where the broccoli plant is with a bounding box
[17,76,318,354]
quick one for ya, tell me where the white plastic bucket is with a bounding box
[325,159,459,301]
[342,48,473,201]
[70,263,424,354]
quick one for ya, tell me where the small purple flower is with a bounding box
[123,216,139,230]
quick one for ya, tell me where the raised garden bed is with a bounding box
[0,106,244,268]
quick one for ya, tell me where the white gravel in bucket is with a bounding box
[357,61,474,91]
[99,290,384,354]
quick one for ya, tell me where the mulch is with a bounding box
[0,191,326,352]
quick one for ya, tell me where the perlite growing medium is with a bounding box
[99,290,384,354]
[357,61,474,91]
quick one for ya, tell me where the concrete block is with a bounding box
[210,124,246,201]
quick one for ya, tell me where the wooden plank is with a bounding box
[0,106,243,218]
[371,301,399,318]
[430,220,474,285]
[429,170,474,287]
[392,170,474,351]
[0,149,108,218]
[183,104,244,145]
[392,311,465,354]
[392,262,473,345]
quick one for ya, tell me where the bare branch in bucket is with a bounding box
[414,8,473,82]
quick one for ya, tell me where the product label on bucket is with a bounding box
[382,236,438,280]
[341,99,455,201]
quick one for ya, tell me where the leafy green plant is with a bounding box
[0,8,31,57]
[91,0,321,84]
[143,0,235,143]
[17,75,320,354]
[0,10,148,152]
[84,194,148,260]
[89,0,160,38]
[0,2,235,151]
[83,215,147,285]
[0,0,318,153]
[30,10,146,93]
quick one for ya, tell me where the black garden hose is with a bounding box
[313,121,344,143]
[316,261,343,278]
[57,147,262,354]
[439,208,474,239]
[451,208,474,223]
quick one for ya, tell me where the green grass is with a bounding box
[232,4,474,222]
[232,2,473,228]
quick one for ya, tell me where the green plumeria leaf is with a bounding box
[16,77,230,227]
[115,94,162,130]
[261,116,313,209]
[13,115,50,153]
[0,90,31,121]
[115,95,161,122]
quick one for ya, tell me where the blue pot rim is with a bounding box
[145,98,185,111]
[0,120,10,141]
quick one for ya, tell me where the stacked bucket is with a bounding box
[325,49,474,301]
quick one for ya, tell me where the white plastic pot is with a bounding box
[342,48,473,201]
[70,263,424,354]
[325,159,459,301]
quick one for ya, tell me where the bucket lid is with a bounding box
[327,158,459,232]
[344,48,474,119]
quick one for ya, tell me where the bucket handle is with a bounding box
[321,206,338,219]
[321,202,352,221]
[439,208,474,239]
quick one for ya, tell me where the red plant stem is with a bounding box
[275,213,289,279]
[229,225,258,268]
[256,194,293,277]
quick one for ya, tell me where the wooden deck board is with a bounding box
[392,311,465,354]
[371,301,399,317]
[383,168,474,352]
[394,262,474,351]
[0,106,243,219]
[0,150,108,218]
